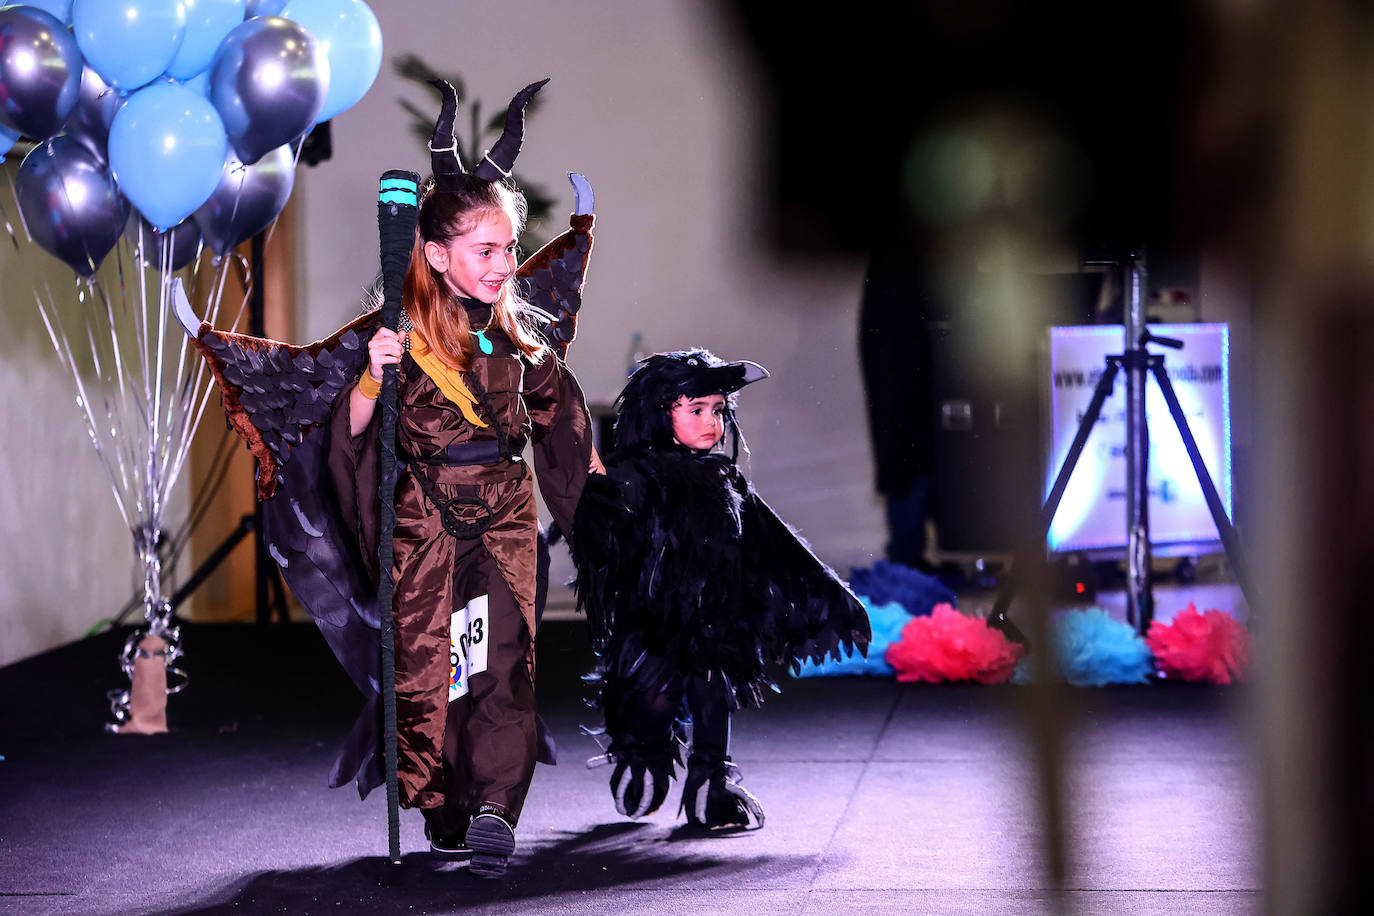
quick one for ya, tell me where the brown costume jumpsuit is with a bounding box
[329,303,590,833]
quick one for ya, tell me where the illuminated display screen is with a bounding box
[1044,324,1232,553]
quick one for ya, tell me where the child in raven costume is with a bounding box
[572,350,871,829]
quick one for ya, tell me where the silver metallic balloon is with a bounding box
[129,213,203,271]
[16,135,131,275]
[193,143,294,254]
[62,66,122,163]
[209,16,328,165]
[0,4,84,139]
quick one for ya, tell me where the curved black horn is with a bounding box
[428,78,466,192]
[473,78,549,182]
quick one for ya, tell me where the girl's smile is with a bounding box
[422,209,519,304]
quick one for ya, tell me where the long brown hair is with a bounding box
[402,178,547,372]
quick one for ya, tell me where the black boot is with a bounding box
[607,741,679,818]
[466,804,516,878]
[681,753,764,830]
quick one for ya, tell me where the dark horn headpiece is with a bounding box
[473,78,549,182]
[428,78,549,191]
[427,78,466,193]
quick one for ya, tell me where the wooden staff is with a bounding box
[375,170,420,864]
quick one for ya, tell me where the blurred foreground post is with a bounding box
[1237,1,1374,911]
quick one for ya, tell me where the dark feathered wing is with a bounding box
[516,173,594,358]
[190,312,374,500]
[740,491,872,672]
[571,450,868,708]
[189,311,388,795]
[570,469,639,650]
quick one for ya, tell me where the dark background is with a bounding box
[715,0,1203,257]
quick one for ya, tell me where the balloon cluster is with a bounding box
[0,0,382,275]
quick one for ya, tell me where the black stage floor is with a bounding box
[0,620,1260,915]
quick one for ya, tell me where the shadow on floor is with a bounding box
[152,822,809,914]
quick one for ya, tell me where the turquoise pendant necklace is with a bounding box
[473,328,494,355]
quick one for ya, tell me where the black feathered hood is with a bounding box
[612,349,768,458]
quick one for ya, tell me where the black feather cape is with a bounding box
[572,445,871,708]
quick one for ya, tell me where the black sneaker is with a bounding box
[466,804,516,878]
[424,821,472,859]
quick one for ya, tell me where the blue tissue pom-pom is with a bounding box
[795,595,909,677]
[847,560,955,617]
[1013,608,1153,686]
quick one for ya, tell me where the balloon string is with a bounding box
[0,191,21,251]
[101,249,152,487]
[77,274,139,511]
[34,286,134,531]
[163,258,238,505]
[4,168,33,245]
[261,134,308,251]
[159,241,191,461]
[225,163,247,242]
[161,236,197,480]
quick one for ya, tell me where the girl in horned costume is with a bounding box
[333,78,593,875]
[179,79,596,877]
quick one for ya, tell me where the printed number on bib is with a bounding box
[449,594,490,700]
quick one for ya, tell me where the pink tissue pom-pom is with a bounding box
[884,603,1025,684]
[1146,602,1251,684]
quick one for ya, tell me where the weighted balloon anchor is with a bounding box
[106,524,188,734]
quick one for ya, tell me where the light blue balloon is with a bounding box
[245,0,287,15]
[166,0,247,80]
[15,1,73,25]
[72,0,187,90]
[153,71,210,99]
[0,124,19,164]
[280,0,381,122]
[180,70,212,99]
[108,81,228,230]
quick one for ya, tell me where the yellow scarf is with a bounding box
[407,328,488,428]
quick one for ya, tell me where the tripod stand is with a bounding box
[988,253,1253,637]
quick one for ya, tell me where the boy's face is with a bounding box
[669,393,726,451]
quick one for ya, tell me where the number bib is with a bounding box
[449,594,490,700]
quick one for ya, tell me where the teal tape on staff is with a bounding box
[379,175,418,206]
